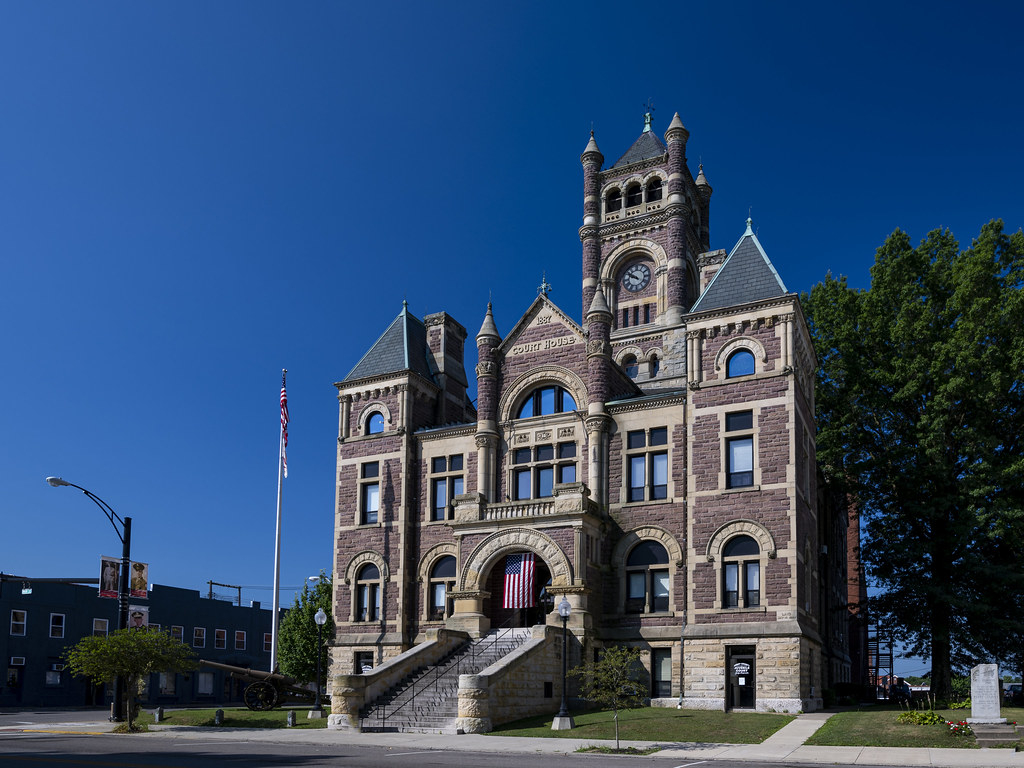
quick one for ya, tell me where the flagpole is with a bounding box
[270,369,287,671]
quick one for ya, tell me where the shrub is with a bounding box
[897,709,945,725]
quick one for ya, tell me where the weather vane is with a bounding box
[538,272,552,297]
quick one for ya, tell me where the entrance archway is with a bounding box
[480,555,553,628]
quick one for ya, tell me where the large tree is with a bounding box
[803,220,1024,698]
[65,629,197,730]
[278,571,334,686]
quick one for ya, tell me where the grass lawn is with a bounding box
[489,707,794,744]
[135,707,329,729]
[805,705,1024,749]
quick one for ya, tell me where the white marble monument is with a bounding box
[967,663,1005,724]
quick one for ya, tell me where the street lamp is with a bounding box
[552,596,575,730]
[46,477,132,723]
[311,608,327,717]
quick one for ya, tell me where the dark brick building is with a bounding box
[329,110,853,713]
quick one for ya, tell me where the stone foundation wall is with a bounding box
[457,625,563,733]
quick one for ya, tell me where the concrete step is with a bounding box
[972,722,1020,747]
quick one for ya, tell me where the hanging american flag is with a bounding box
[280,373,289,478]
[503,552,535,610]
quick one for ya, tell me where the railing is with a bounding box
[482,499,556,520]
[362,617,524,731]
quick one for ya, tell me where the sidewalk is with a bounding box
[11,711,1024,767]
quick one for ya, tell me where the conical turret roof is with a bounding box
[689,219,788,313]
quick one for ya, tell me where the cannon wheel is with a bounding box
[243,681,279,711]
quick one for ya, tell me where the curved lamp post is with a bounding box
[552,596,575,730]
[311,608,327,717]
[46,477,132,723]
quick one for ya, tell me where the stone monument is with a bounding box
[967,663,1005,724]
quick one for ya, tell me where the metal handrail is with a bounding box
[364,617,527,730]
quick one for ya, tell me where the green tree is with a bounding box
[569,645,646,749]
[64,628,197,731]
[803,220,1024,699]
[278,571,334,686]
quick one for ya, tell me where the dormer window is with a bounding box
[726,350,755,378]
[367,412,385,434]
[516,386,577,418]
[626,184,642,208]
[646,178,662,202]
[606,189,622,213]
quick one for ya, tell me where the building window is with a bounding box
[45,669,62,687]
[197,671,214,696]
[263,633,273,653]
[626,427,669,502]
[516,386,577,418]
[512,442,576,500]
[234,631,246,651]
[723,535,761,608]
[622,355,638,378]
[649,354,660,378]
[356,564,381,622]
[725,411,754,488]
[626,183,642,207]
[646,178,663,202]
[159,672,176,695]
[149,623,161,632]
[92,618,108,637]
[193,627,206,648]
[428,556,456,621]
[625,540,670,613]
[360,461,380,524]
[215,629,227,649]
[652,648,672,696]
[49,614,65,639]
[355,651,374,674]
[10,611,26,636]
[170,625,183,642]
[367,411,385,434]
[727,349,755,378]
[430,454,464,521]
[606,188,622,213]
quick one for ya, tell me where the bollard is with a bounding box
[154,707,164,723]
[286,710,296,727]
[214,709,224,726]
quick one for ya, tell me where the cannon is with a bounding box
[199,659,327,711]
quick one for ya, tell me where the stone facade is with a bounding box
[328,110,852,722]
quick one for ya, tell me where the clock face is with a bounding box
[621,263,652,292]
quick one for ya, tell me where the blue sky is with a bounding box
[2,3,1020,677]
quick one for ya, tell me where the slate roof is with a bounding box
[689,220,789,313]
[342,302,436,384]
[610,130,667,169]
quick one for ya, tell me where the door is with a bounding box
[727,646,756,710]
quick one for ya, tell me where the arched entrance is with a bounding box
[480,553,553,628]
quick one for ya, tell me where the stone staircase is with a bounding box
[972,721,1021,747]
[359,627,532,733]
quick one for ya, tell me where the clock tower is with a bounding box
[581,110,712,392]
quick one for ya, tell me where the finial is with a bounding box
[745,213,754,236]
[538,272,552,297]
[643,99,655,132]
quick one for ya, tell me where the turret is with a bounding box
[580,131,604,323]
[474,303,501,502]
[663,112,690,324]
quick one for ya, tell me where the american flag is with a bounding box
[503,552,535,610]
[280,374,289,478]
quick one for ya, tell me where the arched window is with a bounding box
[356,564,381,622]
[622,355,638,378]
[606,189,622,213]
[625,184,642,208]
[516,386,577,419]
[625,540,669,613]
[726,349,755,378]
[646,178,662,202]
[367,412,385,434]
[649,354,660,378]
[428,556,456,621]
[723,535,760,609]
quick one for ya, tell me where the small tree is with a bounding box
[65,628,197,731]
[278,571,334,686]
[569,645,646,749]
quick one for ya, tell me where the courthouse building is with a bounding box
[330,110,851,717]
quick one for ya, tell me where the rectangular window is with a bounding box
[92,618,109,637]
[170,625,183,642]
[149,623,161,632]
[622,308,629,328]
[360,461,380,524]
[45,669,62,686]
[724,563,739,608]
[513,444,574,500]
[626,428,669,502]
[159,672,176,695]
[745,562,761,607]
[264,633,273,653]
[652,570,670,612]
[726,411,754,488]
[626,572,646,613]
[193,627,206,648]
[652,648,672,697]
[234,631,246,651]
[215,629,226,649]
[197,671,214,696]
[724,561,760,608]
[357,584,380,622]
[10,610,26,636]
[429,454,464,521]
[355,651,374,674]
[49,614,65,639]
